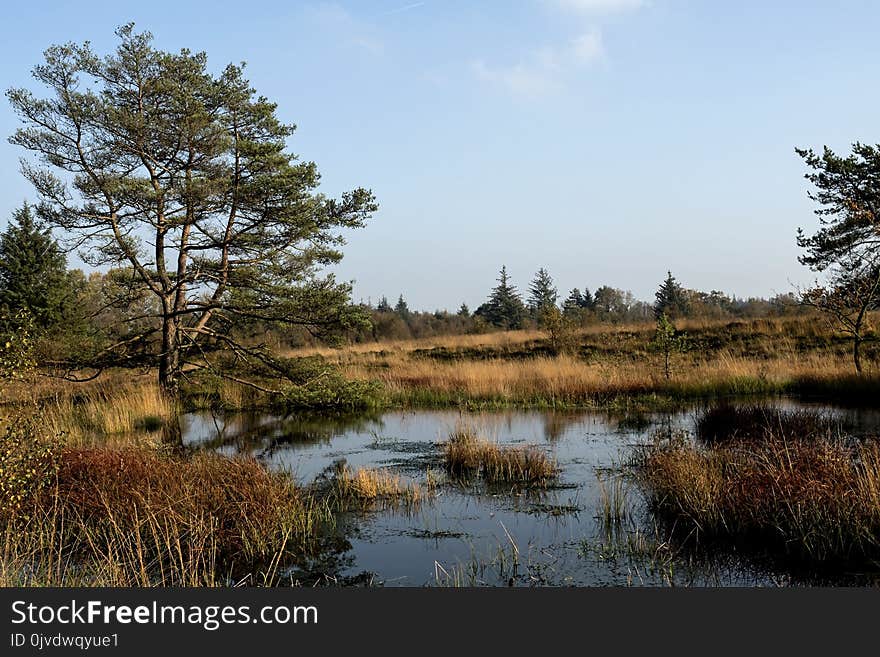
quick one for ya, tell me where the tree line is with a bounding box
[349,266,804,343]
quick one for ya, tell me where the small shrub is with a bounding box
[0,413,62,519]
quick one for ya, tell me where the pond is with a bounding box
[181,401,880,586]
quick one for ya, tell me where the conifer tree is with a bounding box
[394,295,411,320]
[8,26,377,394]
[563,288,584,316]
[527,268,558,317]
[476,265,525,329]
[0,202,72,329]
[654,271,690,320]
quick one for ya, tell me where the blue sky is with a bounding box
[2,1,878,310]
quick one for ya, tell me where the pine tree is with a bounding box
[581,287,595,309]
[457,303,470,317]
[394,295,411,320]
[0,202,72,329]
[563,288,584,316]
[527,268,558,316]
[654,271,690,320]
[476,266,525,329]
[8,26,377,394]
[376,296,392,313]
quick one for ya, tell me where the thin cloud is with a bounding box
[473,29,604,98]
[472,59,561,98]
[570,29,604,64]
[308,3,385,54]
[382,2,427,15]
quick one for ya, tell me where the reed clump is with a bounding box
[331,465,427,507]
[1,446,331,586]
[636,429,880,564]
[41,383,176,445]
[443,428,557,485]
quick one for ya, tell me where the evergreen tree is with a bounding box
[563,288,584,316]
[395,294,411,320]
[476,265,525,329]
[527,267,558,316]
[650,313,687,380]
[0,202,72,329]
[796,143,880,374]
[581,287,595,309]
[654,271,690,320]
[376,296,392,313]
[457,303,470,317]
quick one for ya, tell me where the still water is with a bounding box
[181,402,880,586]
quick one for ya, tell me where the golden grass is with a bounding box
[332,465,427,506]
[273,315,874,408]
[284,328,548,359]
[443,427,557,485]
[40,382,176,446]
[336,350,860,407]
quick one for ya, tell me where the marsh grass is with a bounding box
[596,473,631,528]
[294,315,880,409]
[635,429,880,564]
[0,447,332,586]
[443,428,557,486]
[330,465,428,508]
[40,383,176,446]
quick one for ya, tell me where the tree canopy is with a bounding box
[796,143,880,373]
[7,25,377,393]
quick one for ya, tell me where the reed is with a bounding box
[331,465,427,506]
[0,447,331,586]
[443,428,557,485]
[40,383,176,446]
[635,430,880,564]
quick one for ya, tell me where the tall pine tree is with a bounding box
[654,271,690,320]
[476,265,525,329]
[527,267,558,317]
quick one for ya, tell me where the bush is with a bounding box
[0,413,62,519]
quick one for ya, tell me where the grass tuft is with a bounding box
[635,428,880,564]
[443,427,557,485]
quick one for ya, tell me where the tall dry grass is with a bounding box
[1,447,331,586]
[443,428,557,485]
[278,315,877,408]
[331,465,428,507]
[636,431,880,563]
[41,383,176,446]
[337,350,864,407]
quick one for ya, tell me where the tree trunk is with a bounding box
[161,414,183,451]
[854,335,863,375]
[158,312,181,397]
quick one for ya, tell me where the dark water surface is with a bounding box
[181,402,880,586]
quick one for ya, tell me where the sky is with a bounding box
[1,0,878,311]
